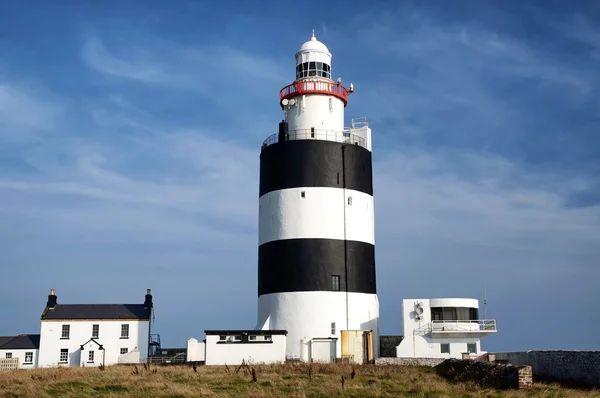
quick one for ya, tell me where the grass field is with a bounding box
[0,362,598,397]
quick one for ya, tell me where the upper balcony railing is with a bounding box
[280,80,351,107]
[415,320,497,338]
[431,320,497,332]
[261,128,366,151]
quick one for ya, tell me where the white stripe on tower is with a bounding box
[259,187,374,245]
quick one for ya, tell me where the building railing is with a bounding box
[280,81,350,106]
[432,320,497,332]
[262,128,366,150]
[415,320,497,335]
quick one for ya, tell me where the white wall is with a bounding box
[0,349,38,369]
[285,93,345,132]
[259,188,374,245]
[38,319,149,367]
[257,291,379,361]
[79,340,105,367]
[186,338,205,362]
[396,335,482,359]
[347,126,372,151]
[204,334,286,366]
[396,298,485,359]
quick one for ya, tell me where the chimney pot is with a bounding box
[50,288,55,295]
[146,289,151,295]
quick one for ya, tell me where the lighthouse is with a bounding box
[256,32,379,362]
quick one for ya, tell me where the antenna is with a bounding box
[484,286,487,320]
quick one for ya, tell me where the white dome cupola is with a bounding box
[295,30,332,80]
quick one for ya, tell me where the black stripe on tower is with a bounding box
[259,139,373,197]
[258,239,376,295]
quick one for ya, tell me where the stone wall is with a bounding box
[434,359,532,390]
[492,350,600,388]
[375,357,445,367]
[379,335,403,358]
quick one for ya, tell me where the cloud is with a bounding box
[81,37,171,83]
[0,82,65,142]
[81,35,288,90]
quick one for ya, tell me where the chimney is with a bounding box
[144,288,153,309]
[278,120,288,143]
[47,288,57,309]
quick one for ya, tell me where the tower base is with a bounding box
[256,291,380,362]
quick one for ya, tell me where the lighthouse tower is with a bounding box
[256,32,379,362]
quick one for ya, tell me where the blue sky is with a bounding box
[1,0,599,352]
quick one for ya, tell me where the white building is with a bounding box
[256,31,380,362]
[0,334,40,369]
[186,330,287,366]
[395,298,497,359]
[37,288,155,368]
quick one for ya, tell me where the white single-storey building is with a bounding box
[186,330,288,366]
[0,334,40,369]
[396,298,497,359]
[37,288,155,368]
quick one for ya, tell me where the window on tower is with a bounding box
[331,275,340,291]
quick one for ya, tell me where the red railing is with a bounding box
[280,80,351,106]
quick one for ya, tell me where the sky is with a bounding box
[1,0,599,352]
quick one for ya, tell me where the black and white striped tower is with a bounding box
[256,31,379,361]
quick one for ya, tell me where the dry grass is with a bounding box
[0,362,598,397]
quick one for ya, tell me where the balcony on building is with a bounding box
[426,306,497,338]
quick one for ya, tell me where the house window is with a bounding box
[120,324,129,338]
[301,191,305,198]
[5,353,12,359]
[249,335,257,341]
[25,352,33,363]
[219,335,226,341]
[61,324,70,339]
[120,348,128,355]
[467,343,477,354]
[59,349,68,363]
[331,322,336,335]
[88,351,94,362]
[347,197,352,205]
[92,324,99,338]
[441,343,450,354]
[233,335,242,341]
[331,275,340,291]
[264,335,272,341]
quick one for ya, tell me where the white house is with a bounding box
[0,334,40,369]
[395,298,497,359]
[193,330,287,366]
[37,288,155,368]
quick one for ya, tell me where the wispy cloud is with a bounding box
[82,37,171,83]
[0,82,64,142]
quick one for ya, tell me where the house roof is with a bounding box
[0,334,41,350]
[41,304,150,320]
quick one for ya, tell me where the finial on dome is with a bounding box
[311,29,316,40]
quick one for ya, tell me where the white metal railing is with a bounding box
[262,128,366,149]
[415,320,497,335]
[432,319,497,332]
[350,117,369,129]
